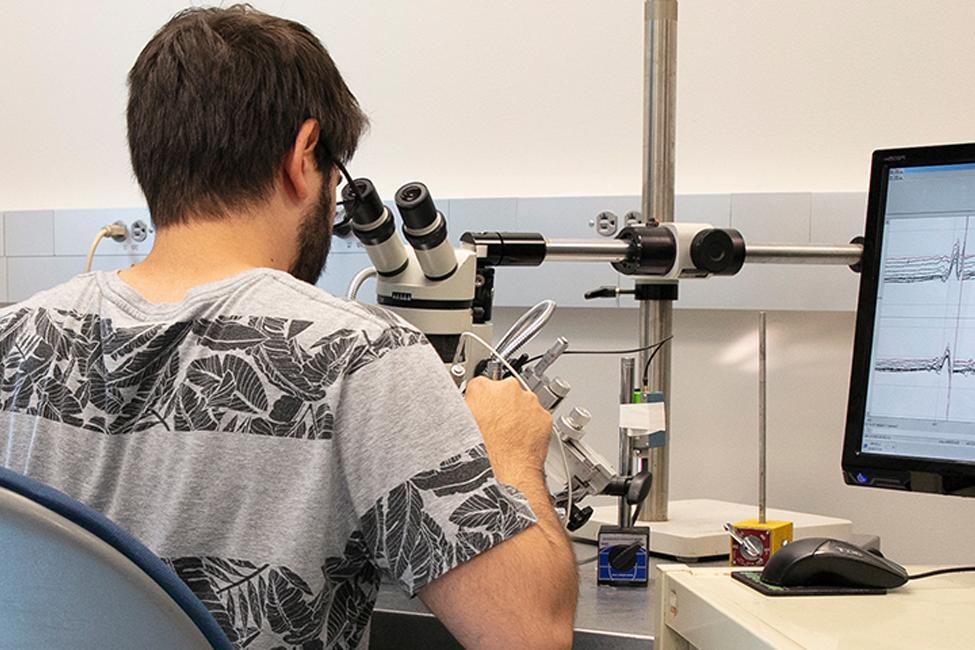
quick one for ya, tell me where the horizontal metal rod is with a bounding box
[540,238,863,267]
[544,239,631,262]
[745,243,863,266]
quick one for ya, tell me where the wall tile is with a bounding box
[5,255,145,302]
[494,263,620,309]
[4,210,54,256]
[811,192,867,244]
[516,195,640,239]
[0,258,7,303]
[731,193,812,244]
[330,231,366,254]
[675,264,860,312]
[54,208,154,256]
[447,198,517,243]
[6,256,87,302]
[675,193,732,227]
[316,252,375,303]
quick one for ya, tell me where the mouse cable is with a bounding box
[908,566,975,580]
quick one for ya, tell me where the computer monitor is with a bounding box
[843,142,975,497]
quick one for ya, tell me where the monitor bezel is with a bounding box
[842,142,975,496]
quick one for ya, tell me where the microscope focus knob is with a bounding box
[564,407,591,431]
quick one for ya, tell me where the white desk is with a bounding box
[654,563,975,649]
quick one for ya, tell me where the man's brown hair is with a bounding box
[127,5,368,227]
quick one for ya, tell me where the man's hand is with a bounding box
[464,377,552,478]
[418,376,577,649]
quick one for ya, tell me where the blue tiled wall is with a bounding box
[1,192,866,310]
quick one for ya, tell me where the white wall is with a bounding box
[3,1,975,563]
[3,0,975,210]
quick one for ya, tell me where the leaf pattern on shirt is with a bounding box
[165,445,535,648]
[361,444,536,596]
[164,533,379,650]
[0,307,422,437]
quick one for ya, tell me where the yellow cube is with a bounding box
[729,519,794,566]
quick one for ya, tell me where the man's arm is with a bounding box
[418,378,578,649]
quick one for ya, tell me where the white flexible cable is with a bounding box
[84,226,112,273]
[457,332,531,391]
[346,266,378,300]
[84,223,128,273]
[494,299,557,360]
[457,331,574,528]
[556,426,574,528]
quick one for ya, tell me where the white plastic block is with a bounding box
[620,402,666,433]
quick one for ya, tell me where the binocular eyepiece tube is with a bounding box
[395,182,458,281]
[342,179,409,277]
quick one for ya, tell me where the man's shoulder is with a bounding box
[0,269,424,364]
[254,269,416,335]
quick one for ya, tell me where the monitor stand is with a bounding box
[575,499,853,560]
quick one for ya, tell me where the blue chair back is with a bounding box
[0,465,233,649]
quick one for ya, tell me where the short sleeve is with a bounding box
[332,320,537,595]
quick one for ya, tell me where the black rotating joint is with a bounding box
[690,228,746,275]
[612,225,677,276]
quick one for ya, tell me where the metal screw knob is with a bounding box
[450,364,466,387]
[564,407,591,431]
[549,377,571,397]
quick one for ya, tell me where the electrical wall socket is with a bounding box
[51,209,151,256]
[130,220,149,242]
[591,211,619,237]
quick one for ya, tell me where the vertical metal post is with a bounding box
[642,300,672,520]
[639,0,679,522]
[618,357,636,527]
[758,312,768,524]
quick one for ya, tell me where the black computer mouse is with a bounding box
[761,537,909,589]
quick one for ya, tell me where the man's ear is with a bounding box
[283,119,321,201]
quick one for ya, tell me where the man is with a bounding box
[0,5,576,649]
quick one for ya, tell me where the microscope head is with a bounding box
[344,178,493,369]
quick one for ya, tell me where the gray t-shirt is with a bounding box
[0,268,536,649]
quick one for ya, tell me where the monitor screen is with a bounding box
[844,143,975,496]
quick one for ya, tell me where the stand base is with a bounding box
[576,499,852,559]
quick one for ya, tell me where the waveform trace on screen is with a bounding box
[876,346,975,376]
[883,239,975,284]
[870,214,975,422]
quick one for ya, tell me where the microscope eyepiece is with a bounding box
[395,181,457,281]
[395,182,439,232]
[398,184,425,204]
[343,178,409,277]
[342,178,385,226]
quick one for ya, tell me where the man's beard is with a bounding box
[289,187,333,284]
